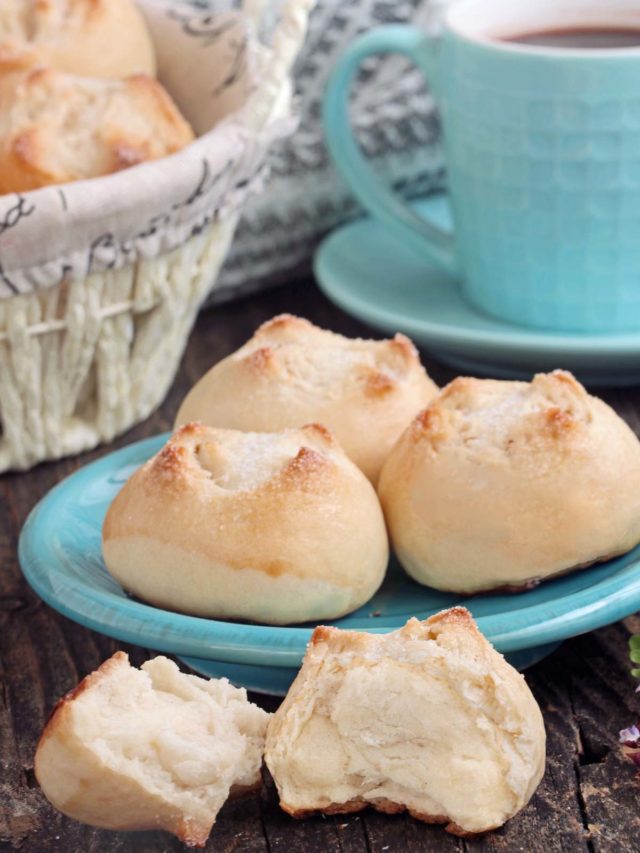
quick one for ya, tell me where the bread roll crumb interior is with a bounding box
[35,652,270,847]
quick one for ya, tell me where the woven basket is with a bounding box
[0,0,314,472]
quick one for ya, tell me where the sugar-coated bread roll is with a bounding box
[265,608,545,835]
[379,370,640,594]
[0,67,194,193]
[103,422,388,625]
[0,0,155,79]
[175,315,438,484]
[34,652,269,847]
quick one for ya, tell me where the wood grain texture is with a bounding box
[2,280,640,852]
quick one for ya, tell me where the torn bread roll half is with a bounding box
[103,422,388,624]
[265,608,546,836]
[34,652,269,847]
[378,370,640,594]
[0,0,155,79]
[175,314,438,484]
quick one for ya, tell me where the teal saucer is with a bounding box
[314,195,640,387]
[19,433,640,695]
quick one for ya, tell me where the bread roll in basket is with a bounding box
[0,0,314,471]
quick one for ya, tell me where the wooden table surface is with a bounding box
[2,279,640,853]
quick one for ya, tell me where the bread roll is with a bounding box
[103,422,388,625]
[265,608,546,835]
[0,67,194,193]
[175,315,438,484]
[0,0,155,79]
[379,370,640,593]
[35,652,269,847]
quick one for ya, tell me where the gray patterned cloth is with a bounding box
[212,0,449,302]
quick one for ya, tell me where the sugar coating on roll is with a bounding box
[378,370,640,593]
[175,314,438,483]
[0,0,155,79]
[0,67,194,193]
[34,652,269,847]
[265,608,546,835]
[103,422,389,625]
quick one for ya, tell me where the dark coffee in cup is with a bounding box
[499,27,640,49]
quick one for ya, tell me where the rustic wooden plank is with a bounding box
[560,624,640,853]
[363,810,466,853]
[259,770,369,853]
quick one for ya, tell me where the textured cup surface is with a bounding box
[441,12,640,332]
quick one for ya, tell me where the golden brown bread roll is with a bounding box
[378,370,640,593]
[35,652,270,847]
[102,422,389,625]
[0,0,155,79]
[176,314,439,484]
[265,608,546,835]
[0,67,194,192]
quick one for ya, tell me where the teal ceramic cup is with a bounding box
[323,0,640,333]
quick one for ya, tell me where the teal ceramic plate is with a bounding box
[179,642,563,696]
[19,433,640,694]
[314,195,640,387]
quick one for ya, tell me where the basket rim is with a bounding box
[4,112,266,204]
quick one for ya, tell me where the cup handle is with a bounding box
[323,25,459,276]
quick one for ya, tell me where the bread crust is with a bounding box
[35,653,213,846]
[0,67,193,192]
[102,422,389,624]
[0,0,155,79]
[35,652,269,847]
[175,314,438,484]
[378,371,640,593]
[38,651,127,744]
[280,796,483,837]
[475,549,625,595]
[265,608,546,836]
